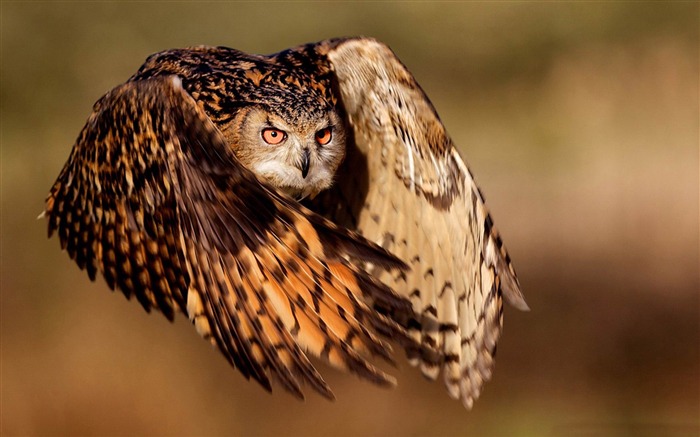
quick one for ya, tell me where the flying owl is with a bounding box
[44,37,528,409]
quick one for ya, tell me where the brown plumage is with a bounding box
[44,37,527,409]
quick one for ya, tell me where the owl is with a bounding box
[44,37,528,410]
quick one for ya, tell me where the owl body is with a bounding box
[45,38,527,410]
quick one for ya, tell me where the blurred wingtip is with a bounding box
[505,290,530,312]
[497,259,529,311]
[323,388,337,402]
[508,293,530,312]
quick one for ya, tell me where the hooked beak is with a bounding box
[300,148,310,179]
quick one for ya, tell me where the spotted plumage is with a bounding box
[44,37,527,409]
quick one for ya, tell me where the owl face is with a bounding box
[225,105,346,199]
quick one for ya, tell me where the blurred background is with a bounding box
[2,3,698,436]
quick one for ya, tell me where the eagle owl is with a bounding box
[44,37,528,409]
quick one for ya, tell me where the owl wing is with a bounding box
[44,75,422,399]
[310,37,529,409]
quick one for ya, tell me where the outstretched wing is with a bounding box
[44,75,420,399]
[310,37,529,409]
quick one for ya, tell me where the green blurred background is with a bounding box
[2,3,698,436]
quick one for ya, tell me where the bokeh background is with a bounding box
[2,2,698,436]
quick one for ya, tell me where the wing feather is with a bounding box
[313,37,529,408]
[44,75,418,400]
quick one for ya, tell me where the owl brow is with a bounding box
[264,117,276,129]
[263,116,282,130]
[319,119,335,130]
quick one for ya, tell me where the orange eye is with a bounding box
[315,128,332,146]
[261,128,286,145]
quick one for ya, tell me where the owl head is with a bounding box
[136,46,346,200]
[222,96,346,200]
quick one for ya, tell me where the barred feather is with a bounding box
[312,38,529,409]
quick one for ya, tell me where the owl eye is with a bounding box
[261,128,287,145]
[315,128,332,146]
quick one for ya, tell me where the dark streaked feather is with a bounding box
[45,75,419,400]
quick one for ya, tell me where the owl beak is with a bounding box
[300,149,310,179]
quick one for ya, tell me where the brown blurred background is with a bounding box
[2,3,698,436]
